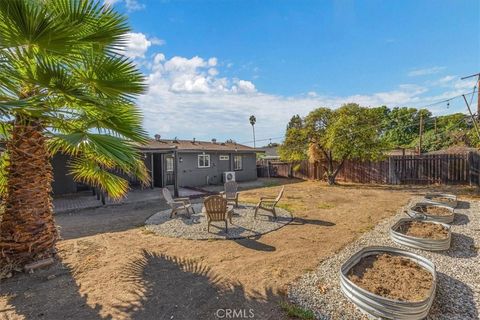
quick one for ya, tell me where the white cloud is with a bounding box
[104,0,145,11]
[408,66,446,77]
[138,54,474,145]
[118,32,165,59]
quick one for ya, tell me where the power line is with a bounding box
[243,90,477,146]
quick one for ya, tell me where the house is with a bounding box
[257,145,280,161]
[138,138,259,188]
[51,137,260,195]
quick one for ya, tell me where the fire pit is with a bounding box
[340,246,437,319]
[407,202,455,224]
[424,193,457,208]
[390,218,451,251]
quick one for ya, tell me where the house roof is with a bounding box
[425,146,479,155]
[257,146,280,159]
[137,139,258,153]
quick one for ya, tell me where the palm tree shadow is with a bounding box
[113,250,284,320]
[0,261,108,319]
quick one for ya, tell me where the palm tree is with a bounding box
[0,0,149,269]
[249,115,256,148]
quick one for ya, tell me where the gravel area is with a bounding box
[288,197,479,319]
[145,203,292,240]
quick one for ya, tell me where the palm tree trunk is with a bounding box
[0,118,57,267]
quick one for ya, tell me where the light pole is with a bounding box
[249,115,256,148]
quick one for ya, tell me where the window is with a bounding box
[198,154,210,168]
[166,157,174,172]
[234,155,242,170]
[219,155,229,161]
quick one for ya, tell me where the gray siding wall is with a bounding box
[51,154,77,195]
[177,152,257,187]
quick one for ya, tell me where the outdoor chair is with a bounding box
[203,195,233,233]
[220,181,239,207]
[162,188,195,218]
[254,186,285,219]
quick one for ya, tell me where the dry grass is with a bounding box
[2,180,477,319]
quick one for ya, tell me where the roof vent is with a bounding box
[211,138,217,144]
[154,134,161,141]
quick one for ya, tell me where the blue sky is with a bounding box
[107,0,479,146]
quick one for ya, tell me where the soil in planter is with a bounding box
[399,221,449,240]
[430,196,455,204]
[413,205,452,216]
[348,253,433,302]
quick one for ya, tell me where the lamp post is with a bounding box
[249,115,256,148]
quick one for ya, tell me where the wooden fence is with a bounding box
[257,152,480,186]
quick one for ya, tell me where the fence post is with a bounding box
[388,156,397,184]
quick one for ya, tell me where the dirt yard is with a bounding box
[1,180,477,320]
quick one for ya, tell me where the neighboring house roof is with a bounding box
[258,146,280,160]
[384,148,417,156]
[137,139,259,153]
[425,146,479,155]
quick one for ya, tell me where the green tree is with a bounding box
[279,115,308,161]
[306,104,386,184]
[0,0,149,268]
[381,107,431,148]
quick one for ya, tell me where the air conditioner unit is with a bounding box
[223,171,236,182]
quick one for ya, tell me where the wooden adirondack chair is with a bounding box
[162,188,195,218]
[203,195,233,233]
[220,181,239,207]
[254,186,285,219]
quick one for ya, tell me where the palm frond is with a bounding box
[69,156,129,199]
[0,151,9,197]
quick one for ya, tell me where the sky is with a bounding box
[106,0,480,146]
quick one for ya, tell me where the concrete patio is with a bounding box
[53,187,206,214]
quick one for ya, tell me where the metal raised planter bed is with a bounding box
[390,218,451,251]
[340,246,437,320]
[423,193,458,208]
[407,202,455,224]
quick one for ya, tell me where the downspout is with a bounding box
[150,153,154,189]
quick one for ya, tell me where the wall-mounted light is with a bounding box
[179,157,183,163]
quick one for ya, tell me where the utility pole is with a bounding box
[461,72,480,120]
[462,94,480,141]
[419,113,423,154]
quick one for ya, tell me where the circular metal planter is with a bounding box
[390,218,451,251]
[423,193,458,208]
[407,202,455,224]
[340,246,437,320]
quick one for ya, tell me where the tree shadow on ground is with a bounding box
[1,251,285,320]
[428,272,479,319]
[0,261,108,320]
[113,250,284,320]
